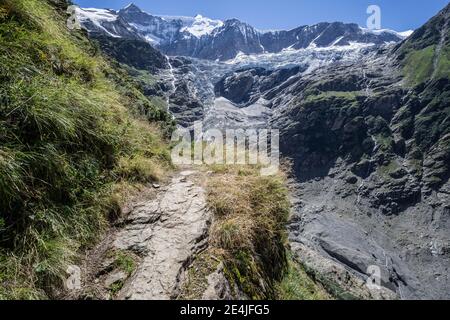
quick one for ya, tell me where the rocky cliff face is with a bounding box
[166,3,450,299]
[76,3,408,61]
[269,55,449,299]
[162,18,265,61]
[260,4,448,299]
[94,36,169,73]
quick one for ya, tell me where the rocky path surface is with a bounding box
[70,170,212,300]
[116,170,211,300]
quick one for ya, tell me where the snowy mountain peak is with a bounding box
[75,7,121,38]
[180,14,224,38]
[77,3,412,61]
[359,26,414,40]
[398,30,414,38]
[76,7,117,22]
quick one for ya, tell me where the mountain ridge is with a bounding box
[76,3,411,61]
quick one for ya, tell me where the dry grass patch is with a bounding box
[206,165,290,300]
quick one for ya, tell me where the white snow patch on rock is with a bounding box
[180,15,224,38]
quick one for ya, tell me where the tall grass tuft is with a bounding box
[0,0,173,299]
[207,165,290,299]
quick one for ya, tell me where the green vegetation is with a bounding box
[106,250,136,298]
[119,64,170,114]
[396,1,450,86]
[275,254,331,300]
[112,250,136,276]
[301,264,359,300]
[303,90,360,104]
[400,18,450,86]
[109,281,125,297]
[374,133,394,152]
[377,161,400,178]
[435,47,450,79]
[403,45,436,86]
[0,0,173,299]
[93,35,168,73]
[179,250,221,300]
[206,165,291,299]
[126,66,159,86]
[180,164,333,300]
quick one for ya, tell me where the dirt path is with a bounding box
[69,169,212,300]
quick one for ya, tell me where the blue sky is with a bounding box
[74,0,449,31]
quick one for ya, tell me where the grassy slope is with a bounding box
[402,44,449,86]
[0,0,173,299]
[396,5,450,188]
[275,254,330,300]
[398,3,450,86]
[403,45,436,86]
